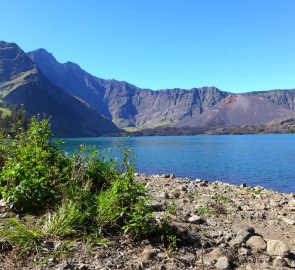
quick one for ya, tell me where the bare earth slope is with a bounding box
[177,95,295,128]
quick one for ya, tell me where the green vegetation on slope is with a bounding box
[0,118,177,259]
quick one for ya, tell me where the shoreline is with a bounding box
[1,173,295,269]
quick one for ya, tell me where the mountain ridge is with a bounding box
[28,47,295,130]
[0,41,120,137]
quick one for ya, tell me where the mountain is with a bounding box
[177,95,295,128]
[28,48,295,130]
[28,49,229,129]
[0,41,119,137]
[247,89,295,110]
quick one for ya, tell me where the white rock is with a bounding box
[246,236,267,252]
[215,256,230,270]
[282,217,295,225]
[266,239,290,256]
[188,215,204,224]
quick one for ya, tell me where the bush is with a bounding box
[0,118,179,257]
[0,117,71,213]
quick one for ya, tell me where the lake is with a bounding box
[60,134,295,193]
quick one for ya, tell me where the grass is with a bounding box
[167,204,177,215]
[184,192,199,200]
[240,188,262,195]
[212,194,230,203]
[0,217,42,254]
[196,207,217,216]
[0,118,179,261]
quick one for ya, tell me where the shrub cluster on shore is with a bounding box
[0,118,177,259]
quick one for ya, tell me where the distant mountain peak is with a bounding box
[0,41,120,137]
[27,46,295,130]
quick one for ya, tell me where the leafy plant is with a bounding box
[0,117,71,213]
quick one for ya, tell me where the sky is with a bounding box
[1,0,295,93]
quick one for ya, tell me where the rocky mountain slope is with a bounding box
[28,49,229,129]
[177,95,295,128]
[28,48,295,130]
[0,41,119,137]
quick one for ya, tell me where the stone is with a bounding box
[288,199,295,208]
[141,248,156,260]
[255,203,266,210]
[234,229,253,243]
[0,238,12,252]
[273,256,287,267]
[179,253,195,265]
[207,247,235,261]
[232,225,255,235]
[157,252,167,259]
[188,215,205,224]
[78,264,88,270]
[215,256,230,270]
[238,247,251,256]
[282,217,295,225]
[241,205,252,211]
[159,192,169,199]
[173,189,182,198]
[246,236,267,252]
[266,239,290,256]
[206,217,217,227]
[55,259,72,270]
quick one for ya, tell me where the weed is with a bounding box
[167,204,177,215]
[0,217,42,254]
[167,235,178,256]
[212,194,230,203]
[185,192,199,200]
[240,188,262,195]
[42,200,90,238]
[196,207,216,216]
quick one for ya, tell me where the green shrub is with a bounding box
[0,118,179,258]
[123,200,156,240]
[0,117,71,213]
[96,171,145,231]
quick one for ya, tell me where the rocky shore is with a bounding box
[1,173,295,269]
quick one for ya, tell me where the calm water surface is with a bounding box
[60,135,295,193]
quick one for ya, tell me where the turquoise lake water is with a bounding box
[60,134,295,193]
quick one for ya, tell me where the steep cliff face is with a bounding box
[0,41,120,137]
[28,48,295,130]
[28,49,229,129]
[247,90,295,110]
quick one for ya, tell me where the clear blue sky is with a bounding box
[1,0,295,93]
